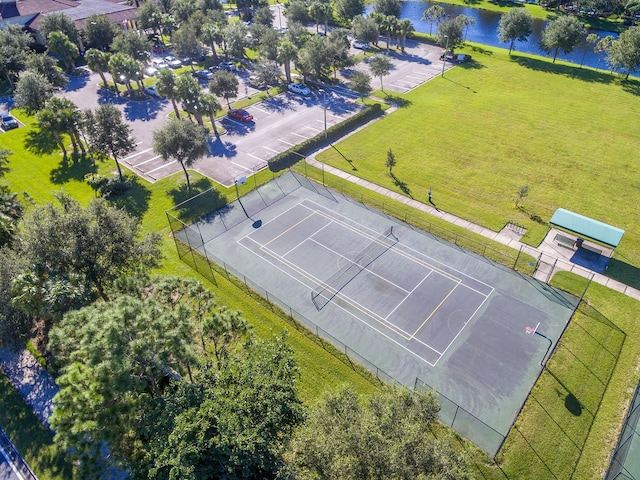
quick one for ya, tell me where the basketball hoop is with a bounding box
[525,322,540,335]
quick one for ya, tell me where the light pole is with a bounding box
[441,35,449,77]
[235,176,250,219]
[276,0,282,30]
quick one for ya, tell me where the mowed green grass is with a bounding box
[318,47,640,278]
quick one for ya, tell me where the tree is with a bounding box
[200,93,222,136]
[83,14,117,51]
[309,1,333,34]
[108,52,138,95]
[85,48,112,89]
[111,31,151,63]
[253,59,283,88]
[0,248,30,346]
[16,194,161,303]
[349,72,371,99]
[277,39,298,83]
[595,34,615,70]
[326,29,352,78]
[422,5,445,35]
[437,15,466,54]
[397,19,414,52]
[137,1,164,38]
[223,22,248,59]
[369,54,392,90]
[47,31,79,73]
[0,148,23,249]
[286,0,311,25]
[153,119,209,190]
[155,69,181,118]
[336,0,365,21]
[374,0,401,17]
[40,12,80,50]
[386,147,397,175]
[498,9,534,55]
[177,74,205,124]
[540,15,586,63]
[172,25,202,70]
[201,22,223,63]
[171,0,197,23]
[258,28,281,61]
[143,334,303,480]
[283,386,472,480]
[607,26,640,78]
[208,69,239,107]
[49,286,199,475]
[0,25,32,89]
[83,104,136,181]
[296,35,330,80]
[516,184,529,207]
[253,5,275,26]
[286,21,312,49]
[351,15,379,47]
[13,71,54,116]
[25,53,68,89]
[379,15,398,49]
[35,97,84,157]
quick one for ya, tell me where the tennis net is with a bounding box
[311,226,398,310]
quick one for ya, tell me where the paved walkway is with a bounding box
[306,155,640,302]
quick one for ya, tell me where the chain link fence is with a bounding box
[606,381,640,480]
[0,428,37,480]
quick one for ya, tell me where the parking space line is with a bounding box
[278,138,295,146]
[251,106,270,114]
[303,126,320,132]
[133,155,162,167]
[292,132,309,139]
[146,160,177,174]
[230,161,253,172]
[124,147,153,160]
[263,146,279,153]
[247,153,264,161]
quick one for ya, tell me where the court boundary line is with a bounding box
[236,201,494,365]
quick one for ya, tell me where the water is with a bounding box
[366,2,619,71]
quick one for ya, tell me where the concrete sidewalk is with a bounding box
[305,155,640,302]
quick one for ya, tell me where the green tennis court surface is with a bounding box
[175,172,579,454]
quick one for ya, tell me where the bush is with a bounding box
[84,174,130,197]
[268,103,383,171]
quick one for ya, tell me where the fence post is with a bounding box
[452,405,459,428]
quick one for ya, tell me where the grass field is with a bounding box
[318,45,640,289]
[2,40,640,479]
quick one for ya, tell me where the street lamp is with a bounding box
[441,34,449,77]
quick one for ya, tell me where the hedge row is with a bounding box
[268,103,383,172]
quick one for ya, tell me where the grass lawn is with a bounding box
[318,45,640,289]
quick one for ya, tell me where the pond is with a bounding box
[366,2,619,72]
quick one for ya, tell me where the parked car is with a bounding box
[248,75,266,88]
[352,40,369,50]
[218,61,236,71]
[144,65,159,77]
[227,109,254,122]
[0,113,18,130]
[439,53,456,62]
[288,82,311,96]
[145,85,161,97]
[193,69,214,81]
[164,55,182,68]
[152,58,169,70]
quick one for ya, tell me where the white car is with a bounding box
[152,59,169,70]
[145,86,161,97]
[288,82,311,96]
[218,61,236,71]
[352,40,370,50]
[164,55,182,68]
[144,65,159,77]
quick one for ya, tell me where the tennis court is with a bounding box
[175,172,578,454]
[239,199,493,367]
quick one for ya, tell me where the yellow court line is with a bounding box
[263,209,326,247]
[409,282,461,339]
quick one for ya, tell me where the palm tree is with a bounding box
[46,97,84,154]
[398,19,414,52]
[36,107,68,157]
[380,15,398,50]
[201,22,222,64]
[177,75,205,125]
[277,39,297,83]
[155,69,181,118]
[85,48,112,89]
[201,93,221,136]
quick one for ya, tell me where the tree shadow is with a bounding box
[49,152,97,184]
[207,135,238,158]
[24,130,59,156]
[123,97,168,121]
[390,173,412,197]
[511,55,623,87]
[380,91,412,107]
[108,175,152,220]
[167,178,223,224]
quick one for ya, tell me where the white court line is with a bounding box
[0,444,25,480]
[123,146,152,160]
[146,160,177,174]
[134,154,162,167]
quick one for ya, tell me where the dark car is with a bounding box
[227,109,253,122]
[0,113,19,131]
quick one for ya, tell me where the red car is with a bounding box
[227,109,253,122]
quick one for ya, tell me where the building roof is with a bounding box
[549,208,625,248]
